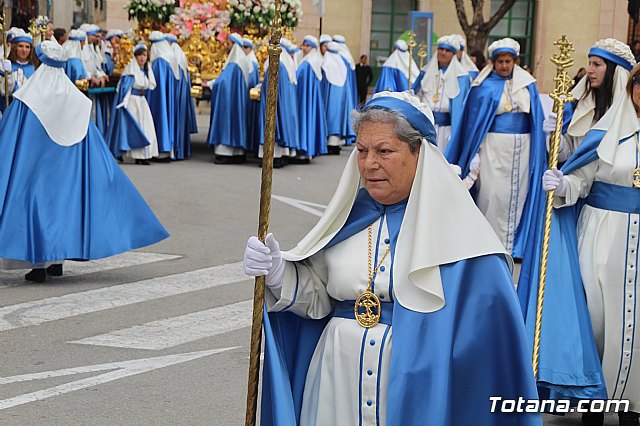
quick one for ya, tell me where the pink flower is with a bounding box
[185,21,194,31]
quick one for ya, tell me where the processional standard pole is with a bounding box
[0,8,8,108]
[532,35,575,377]
[244,0,283,424]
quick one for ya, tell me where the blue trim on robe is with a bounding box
[322,70,356,143]
[185,71,198,135]
[64,57,87,83]
[261,211,540,425]
[147,58,177,154]
[445,71,546,259]
[246,62,261,153]
[105,75,151,157]
[411,70,425,93]
[0,62,35,113]
[296,61,328,157]
[0,100,169,263]
[516,127,627,401]
[173,69,193,160]
[206,62,248,150]
[259,64,300,150]
[373,67,408,95]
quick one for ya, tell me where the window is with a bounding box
[370,0,418,67]
[489,0,536,68]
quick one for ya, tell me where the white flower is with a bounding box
[244,10,250,15]
[253,5,260,13]
[129,9,135,14]
[287,12,292,18]
[237,4,245,11]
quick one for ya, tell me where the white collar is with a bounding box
[336,43,355,70]
[420,56,468,99]
[472,64,535,93]
[282,142,509,313]
[382,49,419,83]
[322,50,347,87]
[150,40,181,80]
[63,39,83,60]
[299,49,323,80]
[592,89,640,165]
[223,43,250,84]
[122,59,156,90]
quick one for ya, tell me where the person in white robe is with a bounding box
[452,33,479,80]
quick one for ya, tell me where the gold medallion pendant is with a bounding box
[432,94,440,104]
[633,168,640,189]
[355,290,381,328]
[504,101,513,112]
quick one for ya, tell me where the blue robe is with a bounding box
[105,75,151,157]
[0,62,35,113]
[445,72,547,259]
[206,62,247,151]
[373,67,408,94]
[261,189,541,425]
[246,62,261,154]
[104,53,115,76]
[296,61,327,157]
[0,100,169,263]
[147,58,178,155]
[172,69,193,160]
[322,62,356,145]
[259,64,300,151]
[64,57,87,83]
[516,129,610,401]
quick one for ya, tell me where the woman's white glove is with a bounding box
[2,59,11,73]
[542,167,566,196]
[243,233,285,290]
[469,154,480,174]
[543,111,558,134]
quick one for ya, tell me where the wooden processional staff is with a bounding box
[0,9,8,108]
[244,0,283,425]
[532,36,575,377]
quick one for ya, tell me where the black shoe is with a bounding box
[25,268,46,283]
[135,159,151,165]
[214,155,234,164]
[232,154,247,164]
[46,264,63,277]
[116,156,124,163]
[327,146,341,155]
[288,157,311,165]
[619,412,640,426]
[582,412,604,426]
[273,158,285,169]
[150,157,171,163]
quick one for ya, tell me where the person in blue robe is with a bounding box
[373,39,419,95]
[0,41,168,283]
[322,41,356,155]
[243,38,261,155]
[244,91,541,426]
[445,38,546,259]
[517,48,640,426]
[333,34,358,111]
[63,29,88,83]
[147,31,181,162]
[258,40,300,169]
[0,30,35,113]
[167,33,196,160]
[206,33,249,164]
[291,35,328,162]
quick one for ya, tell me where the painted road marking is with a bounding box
[71,300,253,350]
[272,195,326,217]
[0,262,248,332]
[0,347,239,410]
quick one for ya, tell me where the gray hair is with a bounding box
[351,108,423,153]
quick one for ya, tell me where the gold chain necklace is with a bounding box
[431,70,442,104]
[633,133,640,188]
[354,225,391,328]
[504,79,513,112]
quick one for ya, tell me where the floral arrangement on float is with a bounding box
[170,0,230,42]
[228,0,303,34]
[125,0,176,24]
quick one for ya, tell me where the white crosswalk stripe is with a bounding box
[0,251,182,288]
[0,261,247,332]
[71,300,253,350]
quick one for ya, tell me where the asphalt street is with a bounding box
[0,112,620,425]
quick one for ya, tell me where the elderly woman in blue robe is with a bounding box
[244,91,541,426]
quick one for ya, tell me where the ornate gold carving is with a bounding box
[355,290,381,328]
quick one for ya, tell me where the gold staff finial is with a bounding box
[531,35,575,378]
[245,1,283,425]
[418,41,427,70]
[407,31,417,91]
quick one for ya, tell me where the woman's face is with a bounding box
[587,56,607,88]
[15,42,31,62]
[356,121,419,205]
[135,51,148,67]
[493,53,515,77]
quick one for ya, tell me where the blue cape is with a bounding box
[411,71,471,133]
[296,62,328,157]
[206,62,248,150]
[516,128,617,401]
[246,62,261,153]
[104,53,115,76]
[0,62,35,113]
[105,75,151,157]
[259,63,300,150]
[373,67,409,94]
[92,91,114,139]
[445,72,547,259]
[172,69,193,160]
[0,100,169,263]
[321,62,356,143]
[147,58,177,154]
[261,190,541,426]
[64,57,87,83]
